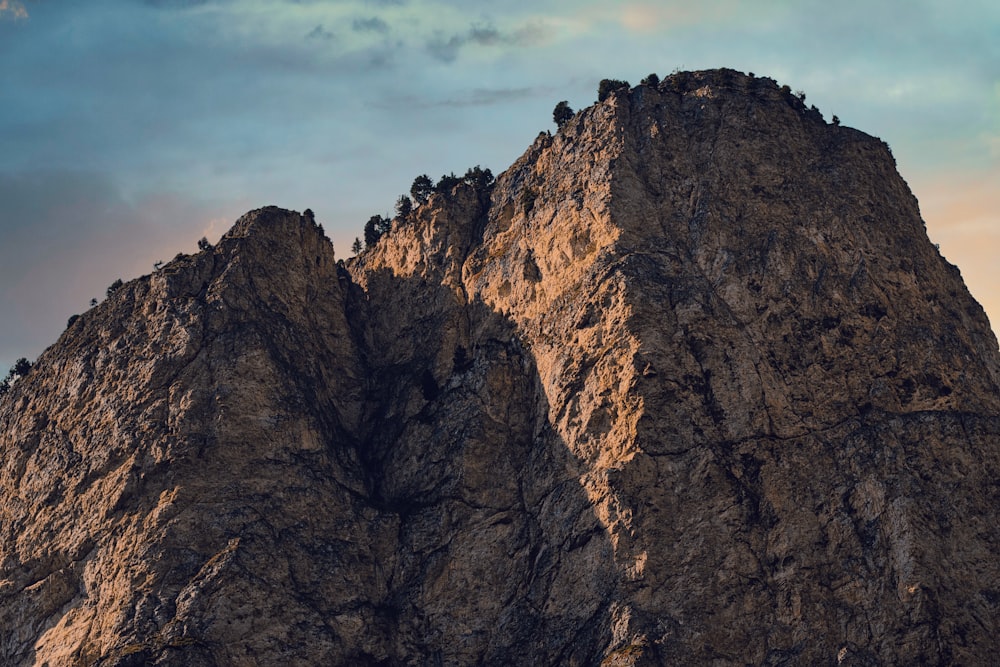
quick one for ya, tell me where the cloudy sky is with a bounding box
[1,0,997,371]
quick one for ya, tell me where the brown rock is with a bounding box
[2,69,999,666]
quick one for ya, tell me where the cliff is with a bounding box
[2,69,999,666]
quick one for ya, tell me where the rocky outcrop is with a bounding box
[2,69,999,666]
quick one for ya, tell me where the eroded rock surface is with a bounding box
[3,69,999,666]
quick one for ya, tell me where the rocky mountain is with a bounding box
[2,69,999,666]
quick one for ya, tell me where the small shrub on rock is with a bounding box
[106,279,124,298]
[410,175,434,205]
[553,101,574,129]
[598,78,630,102]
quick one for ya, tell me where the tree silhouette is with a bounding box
[598,78,630,102]
[410,174,434,205]
[436,172,461,193]
[0,357,32,396]
[395,195,412,219]
[462,165,495,192]
[365,215,391,248]
[12,358,31,377]
[106,279,124,298]
[553,101,574,129]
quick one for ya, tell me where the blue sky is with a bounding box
[1,0,998,370]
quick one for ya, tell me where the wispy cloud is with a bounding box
[3,0,997,357]
[306,23,334,40]
[143,0,213,8]
[440,86,544,107]
[372,85,547,110]
[0,0,28,19]
[352,16,388,33]
[426,21,549,62]
[618,4,704,33]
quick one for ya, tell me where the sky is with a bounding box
[1,0,997,371]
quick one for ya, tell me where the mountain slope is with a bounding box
[2,69,999,666]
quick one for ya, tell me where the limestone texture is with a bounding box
[2,69,1000,666]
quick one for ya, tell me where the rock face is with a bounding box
[2,69,1000,666]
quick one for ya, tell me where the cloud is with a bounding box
[306,24,334,40]
[439,86,544,107]
[467,24,501,46]
[372,85,547,110]
[426,21,549,62]
[425,34,462,62]
[0,0,28,19]
[551,0,742,37]
[143,0,214,8]
[619,4,704,33]
[352,16,389,33]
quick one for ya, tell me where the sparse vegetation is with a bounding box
[461,165,495,192]
[640,72,660,87]
[553,101,574,130]
[436,172,462,193]
[197,237,212,251]
[832,115,840,126]
[598,78,630,102]
[67,314,80,328]
[364,214,391,248]
[395,195,412,219]
[12,357,31,378]
[410,174,434,205]
[106,279,124,298]
[359,165,496,252]
[0,357,33,396]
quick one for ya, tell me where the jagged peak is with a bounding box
[221,205,329,248]
[586,68,835,121]
[4,68,1000,667]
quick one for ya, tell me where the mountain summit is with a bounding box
[3,69,999,666]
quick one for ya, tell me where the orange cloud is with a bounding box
[0,0,28,19]
[615,1,743,34]
[914,168,1000,337]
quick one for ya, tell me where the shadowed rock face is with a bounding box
[2,69,999,666]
